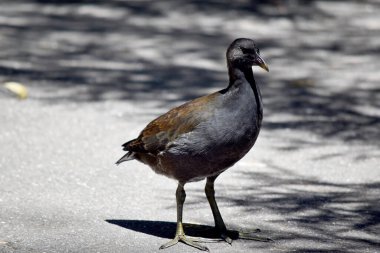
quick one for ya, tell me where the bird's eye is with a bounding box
[241,48,254,54]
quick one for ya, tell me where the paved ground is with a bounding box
[1,0,380,252]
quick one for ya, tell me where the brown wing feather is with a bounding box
[123,92,219,154]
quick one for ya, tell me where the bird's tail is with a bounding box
[116,152,135,165]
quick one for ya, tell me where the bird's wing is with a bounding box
[123,92,219,154]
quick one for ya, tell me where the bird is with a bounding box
[116,38,269,251]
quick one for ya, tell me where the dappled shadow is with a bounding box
[108,161,380,252]
[262,81,380,145]
[180,165,380,252]
[1,1,379,252]
[1,0,379,146]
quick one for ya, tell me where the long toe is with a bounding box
[238,231,273,242]
[216,228,272,244]
[180,236,210,252]
[187,236,223,243]
[159,237,179,250]
[159,235,209,252]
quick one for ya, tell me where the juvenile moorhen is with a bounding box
[117,38,269,251]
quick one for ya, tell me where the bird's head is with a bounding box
[226,38,269,72]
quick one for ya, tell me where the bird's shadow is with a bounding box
[105,219,241,240]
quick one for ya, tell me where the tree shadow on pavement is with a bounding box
[180,165,380,252]
[107,164,380,252]
[1,0,379,147]
[2,1,379,252]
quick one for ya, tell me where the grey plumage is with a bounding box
[116,38,270,251]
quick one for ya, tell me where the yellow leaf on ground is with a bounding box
[3,82,28,99]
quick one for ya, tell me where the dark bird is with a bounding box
[116,38,270,251]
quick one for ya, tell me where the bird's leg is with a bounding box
[205,176,272,244]
[159,182,209,252]
[205,176,233,244]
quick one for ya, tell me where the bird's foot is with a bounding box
[237,229,273,242]
[214,228,272,244]
[183,224,272,244]
[159,234,209,252]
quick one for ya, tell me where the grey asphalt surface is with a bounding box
[1,1,380,252]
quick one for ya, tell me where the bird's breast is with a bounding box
[158,86,262,182]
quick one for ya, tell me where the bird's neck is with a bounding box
[227,66,263,120]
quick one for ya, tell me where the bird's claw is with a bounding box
[219,228,272,243]
[238,230,273,242]
[221,232,233,245]
[159,234,209,252]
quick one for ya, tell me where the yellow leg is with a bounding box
[159,182,209,251]
[205,176,233,244]
[205,176,272,244]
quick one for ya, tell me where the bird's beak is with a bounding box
[255,55,269,72]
